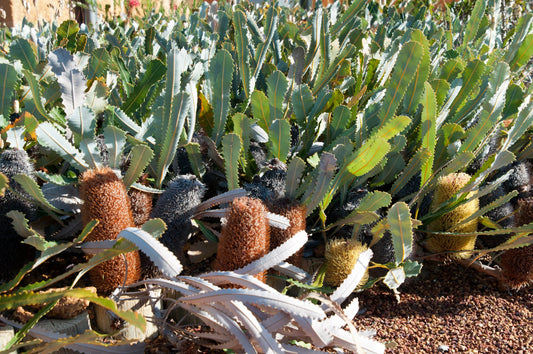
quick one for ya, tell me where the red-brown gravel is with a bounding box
[356,261,533,353]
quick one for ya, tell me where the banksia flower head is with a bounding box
[213,197,270,282]
[325,238,369,288]
[128,175,152,227]
[499,197,533,289]
[427,172,478,259]
[79,167,141,295]
[150,175,206,262]
[0,148,37,282]
[269,198,306,267]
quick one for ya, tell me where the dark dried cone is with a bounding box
[500,197,533,289]
[500,245,533,290]
[269,198,306,267]
[79,167,141,295]
[128,176,153,227]
[213,197,270,282]
[245,164,287,204]
[150,175,206,263]
[0,149,37,282]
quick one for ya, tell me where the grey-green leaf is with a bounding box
[36,122,88,171]
[388,202,414,264]
[209,49,234,145]
[124,144,154,189]
[268,119,291,163]
[222,133,242,190]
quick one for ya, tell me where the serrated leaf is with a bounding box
[285,157,306,198]
[12,174,67,216]
[123,144,154,189]
[85,79,109,114]
[106,106,141,136]
[184,142,206,178]
[57,69,87,116]
[103,125,126,169]
[312,44,356,96]
[303,152,336,216]
[9,38,37,71]
[346,137,390,176]
[119,227,182,277]
[155,92,190,188]
[328,105,351,144]
[291,84,314,126]
[376,41,424,128]
[391,148,431,196]
[0,64,19,119]
[233,10,253,99]
[223,133,242,190]
[420,83,437,187]
[209,49,234,145]
[403,31,430,114]
[67,106,96,142]
[462,0,486,47]
[6,210,37,239]
[358,191,392,211]
[502,99,533,151]
[383,266,406,290]
[448,59,486,117]
[141,218,167,239]
[326,211,380,230]
[330,0,366,36]
[388,202,414,264]
[36,122,88,171]
[84,48,111,82]
[121,59,166,116]
[56,20,79,52]
[268,119,291,163]
[22,70,56,124]
[251,90,271,132]
[253,6,278,80]
[374,115,411,141]
[267,70,289,122]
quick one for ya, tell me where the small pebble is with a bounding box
[438,344,449,352]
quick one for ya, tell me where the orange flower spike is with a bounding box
[213,197,270,282]
[269,198,306,267]
[79,167,141,295]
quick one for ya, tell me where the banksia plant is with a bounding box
[213,197,270,282]
[0,149,37,282]
[426,173,479,259]
[499,197,533,289]
[269,198,306,267]
[79,167,141,295]
[324,238,369,288]
[128,175,152,227]
[150,175,206,263]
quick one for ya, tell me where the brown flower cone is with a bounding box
[325,238,369,288]
[427,172,478,259]
[269,198,306,267]
[80,167,141,295]
[500,197,533,289]
[500,245,533,290]
[128,187,152,227]
[213,197,270,283]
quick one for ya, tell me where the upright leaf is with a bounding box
[328,105,351,143]
[223,133,242,190]
[358,191,392,212]
[502,99,533,151]
[103,125,127,169]
[209,49,234,145]
[268,119,291,163]
[403,30,430,114]
[330,0,367,36]
[9,38,37,71]
[267,71,289,122]
[0,64,19,119]
[504,14,533,67]
[85,48,111,83]
[303,152,337,216]
[22,70,56,124]
[285,157,306,198]
[121,59,166,116]
[375,41,424,129]
[184,143,206,178]
[388,202,414,264]
[253,6,278,80]
[36,122,88,171]
[234,10,253,99]
[252,90,271,132]
[420,83,437,186]
[312,44,356,95]
[123,144,154,189]
[291,84,314,125]
[448,59,486,118]
[462,0,486,47]
[391,148,431,196]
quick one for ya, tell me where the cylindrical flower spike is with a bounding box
[80,167,141,295]
[213,197,270,282]
[269,198,306,267]
[325,238,369,288]
[427,172,478,259]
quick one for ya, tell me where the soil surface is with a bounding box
[356,260,533,353]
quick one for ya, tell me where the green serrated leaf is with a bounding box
[209,49,234,145]
[141,218,167,239]
[330,0,366,36]
[253,6,278,80]
[0,64,19,119]
[56,20,79,52]
[374,115,411,141]
[121,59,166,116]
[291,84,314,126]
[234,10,252,99]
[268,119,291,163]
[303,152,337,216]
[403,31,430,114]
[222,133,242,190]
[106,106,141,136]
[388,202,414,264]
[251,90,271,132]
[285,156,306,199]
[13,174,68,215]
[103,125,126,169]
[376,41,424,129]
[9,38,37,71]
[326,211,379,230]
[312,44,356,95]
[36,122,88,171]
[155,92,190,188]
[391,148,431,196]
[184,142,206,178]
[124,144,154,189]
[6,210,37,239]
[420,83,437,187]
[448,59,486,117]
[22,70,57,124]
[358,191,392,211]
[346,137,391,176]
[502,100,533,151]
[431,79,451,107]
[85,48,111,82]
[328,105,351,144]
[267,70,288,122]
[462,0,486,47]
